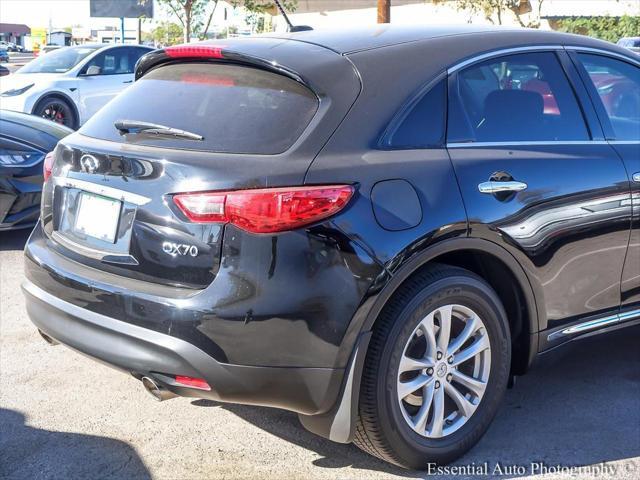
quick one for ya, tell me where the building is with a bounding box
[0,23,30,47]
[94,28,140,44]
[48,31,72,46]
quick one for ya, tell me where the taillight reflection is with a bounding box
[43,151,54,182]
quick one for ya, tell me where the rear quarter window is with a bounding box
[80,63,319,154]
[380,78,446,149]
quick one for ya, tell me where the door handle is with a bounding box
[633,172,640,183]
[478,180,528,194]
[122,80,133,84]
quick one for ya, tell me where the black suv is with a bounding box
[23,26,639,469]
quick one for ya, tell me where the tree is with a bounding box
[143,21,183,46]
[555,15,640,43]
[157,0,220,43]
[435,0,545,27]
[233,1,297,14]
[378,0,391,23]
[232,1,297,33]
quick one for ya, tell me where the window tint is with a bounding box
[384,79,446,149]
[80,63,319,154]
[448,52,589,143]
[578,53,640,141]
[83,47,144,75]
[19,46,101,73]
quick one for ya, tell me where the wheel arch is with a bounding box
[362,238,540,375]
[32,91,79,129]
[299,237,541,444]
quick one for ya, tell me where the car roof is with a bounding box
[264,24,617,55]
[0,109,73,149]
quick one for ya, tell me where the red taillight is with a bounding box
[174,375,211,390]
[174,185,354,234]
[43,151,54,182]
[165,44,224,59]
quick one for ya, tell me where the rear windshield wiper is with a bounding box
[114,120,204,141]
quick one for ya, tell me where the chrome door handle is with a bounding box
[478,181,528,194]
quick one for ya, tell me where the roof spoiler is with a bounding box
[134,44,305,84]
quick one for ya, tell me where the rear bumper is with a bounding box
[23,280,343,415]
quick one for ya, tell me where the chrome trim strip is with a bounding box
[51,231,139,265]
[564,46,640,66]
[447,45,565,74]
[619,309,640,322]
[53,177,151,206]
[447,141,610,148]
[548,308,640,341]
[610,141,640,145]
[559,314,619,336]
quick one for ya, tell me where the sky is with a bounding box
[0,0,173,30]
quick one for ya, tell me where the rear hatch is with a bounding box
[40,39,360,289]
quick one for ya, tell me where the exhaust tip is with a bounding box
[38,329,59,346]
[141,376,177,402]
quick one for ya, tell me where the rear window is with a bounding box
[80,63,319,154]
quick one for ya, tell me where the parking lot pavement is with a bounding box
[1,52,34,73]
[1,228,639,480]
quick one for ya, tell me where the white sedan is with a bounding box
[0,44,154,129]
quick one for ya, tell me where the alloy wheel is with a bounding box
[397,304,491,439]
[40,102,71,126]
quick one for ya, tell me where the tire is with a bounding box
[354,264,511,469]
[33,97,77,129]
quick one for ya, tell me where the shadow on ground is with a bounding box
[193,326,640,477]
[0,228,32,252]
[0,409,151,480]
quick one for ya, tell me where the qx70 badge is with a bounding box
[162,241,199,257]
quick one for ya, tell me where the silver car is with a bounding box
[617,37,640,54]
[0,44,154,129]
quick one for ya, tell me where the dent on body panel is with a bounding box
[187,224,383,368]
[309,149,468,270]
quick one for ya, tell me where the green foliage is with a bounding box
[555,15,640,43]
[434,0,545,27]
[157,0,220,42]
[143,21,183,46]
[233,0,298,14]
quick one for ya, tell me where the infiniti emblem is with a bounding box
[80,154,100,174]
[436,363,447,378]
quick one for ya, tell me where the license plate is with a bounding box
[74,192,121,243]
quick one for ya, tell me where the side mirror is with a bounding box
[85,65,101,76]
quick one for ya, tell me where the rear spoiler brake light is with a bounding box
[164,44,225,59]
[135,43,305,84]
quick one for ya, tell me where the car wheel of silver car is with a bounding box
[354,264,511,469]
[34,97,77,129]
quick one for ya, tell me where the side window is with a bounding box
[448,52,590,143]
[577,53,640,141]
[131,47,152,67]
[84,48,135,75]
[383,78,446,149]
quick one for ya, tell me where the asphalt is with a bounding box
[1,227,639,479]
